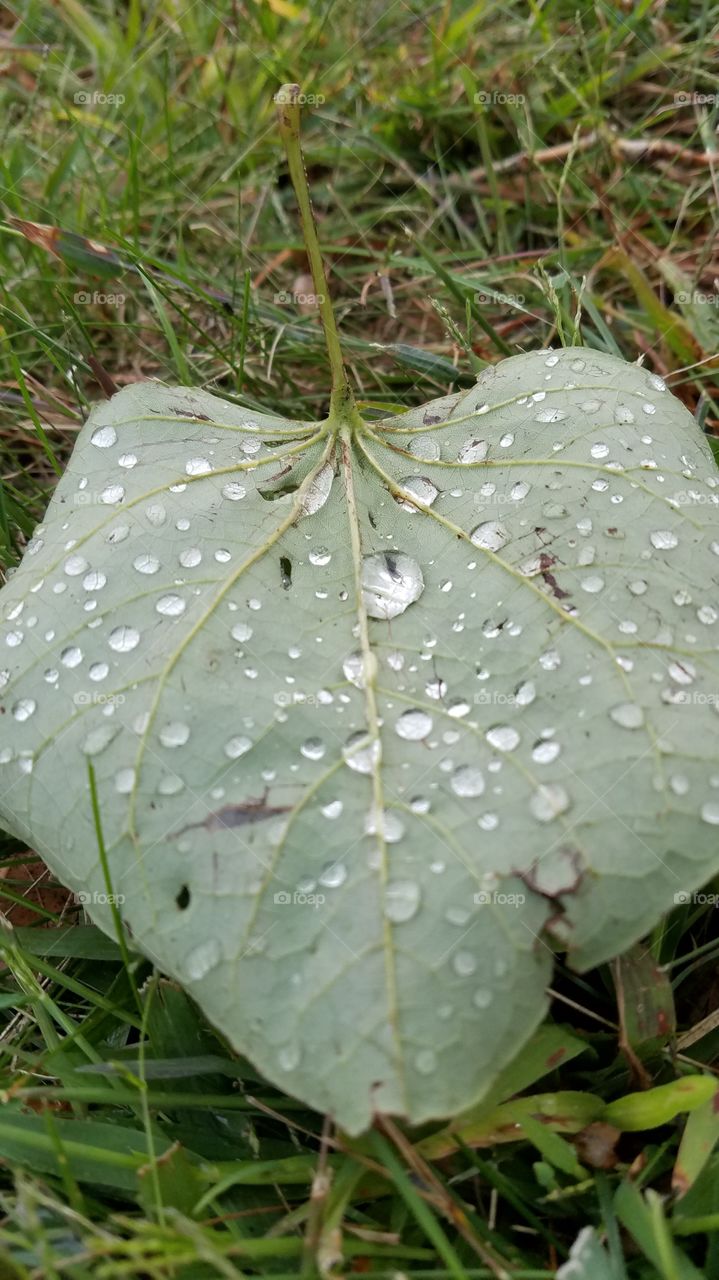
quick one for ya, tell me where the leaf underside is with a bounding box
[1,347,718,1133]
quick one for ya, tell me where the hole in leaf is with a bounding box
[176,885,191,910]
[280,556,292,589]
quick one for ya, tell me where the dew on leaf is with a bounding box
[361,552,424,620]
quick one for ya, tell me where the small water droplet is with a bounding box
[610,702,645,729]
[451,765,485,798]
[486,725,520,752]
[453,949,477,976]
[395,709,433,741]
[384,879,420,923]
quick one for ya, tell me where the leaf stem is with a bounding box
[276,84,354,422]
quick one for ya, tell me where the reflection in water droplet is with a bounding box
[397,476,439,511]
[361,552,424,620]
[470,521,508,552]
[224,736,252,758]
[108,626,140,653]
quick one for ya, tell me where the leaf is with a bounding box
[556,1226,618,1280]
[2,345,719,1133]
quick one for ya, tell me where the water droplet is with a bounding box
[415,1048,437,1074]
[321,800,343,819]
[180,547,202,568]
[535,407,567,423]
[300,461,334,515]
[397,475,439,511]
[486,725,520,752]
[530,784,570,822]
[453,949,477,976]
[61,646,82,668]
[458,437,488,463]
[156,595,186,617]
[532,740,561,764]
[115,768,136,794]
[343,650,376,688]
[591,442,609,459]
[64,554,89,577]
[473,988,492,1009]
[81,724,119,756]
[409,435,440,461]
[185,457,212,476]
[159,721,190,748]
[650,530,678,550]
[12,698,36,722]
[301,737,326,761]
[222,481,246,501]
[395,709,433,741]
[91,425,117,448]
[183,938,221,980]
[361,552,424,619]
[108,626,140,653]
[384,880,420,923]
[470,520,508,552]
[451,765,484,798]
[224,736,252,759]
[610,702,645,729]
[515,680,536,706]
[277,1043,301,1071]
[118,453,137,469]
[231,622,253,643]
[100,484,124,505]
[309,547,331,566]
[134,554,160,575]
[364,808,405,843]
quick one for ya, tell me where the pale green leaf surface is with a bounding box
[1,348,719,1132]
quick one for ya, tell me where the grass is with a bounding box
[1,0,719,1274]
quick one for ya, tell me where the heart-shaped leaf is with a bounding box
[2,347,719,1132]
[2,88,719,1134]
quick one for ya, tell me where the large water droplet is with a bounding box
[343,731,381,773]
[610,702,645,730]
[361,552,424,620]
[397,476,439,511]
[470,521,508,552]
[486,725,520,752]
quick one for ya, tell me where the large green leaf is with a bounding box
[2,347,719,1133]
